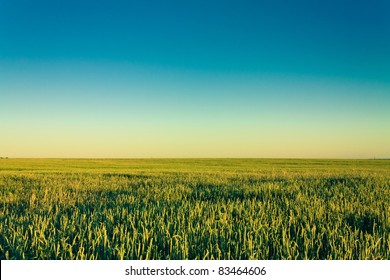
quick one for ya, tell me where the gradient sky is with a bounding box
[1,0,389,158]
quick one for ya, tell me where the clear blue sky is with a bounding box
[1,0,389,158]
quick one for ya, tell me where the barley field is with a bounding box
[1,158,389,260]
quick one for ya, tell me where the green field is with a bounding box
[1,158,389,259]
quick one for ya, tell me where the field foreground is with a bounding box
[1,158,389,260]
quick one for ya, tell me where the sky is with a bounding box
[0,0,389,158]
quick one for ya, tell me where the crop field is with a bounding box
[1,158,389,260]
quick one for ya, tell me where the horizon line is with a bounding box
[1,157,389,160]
